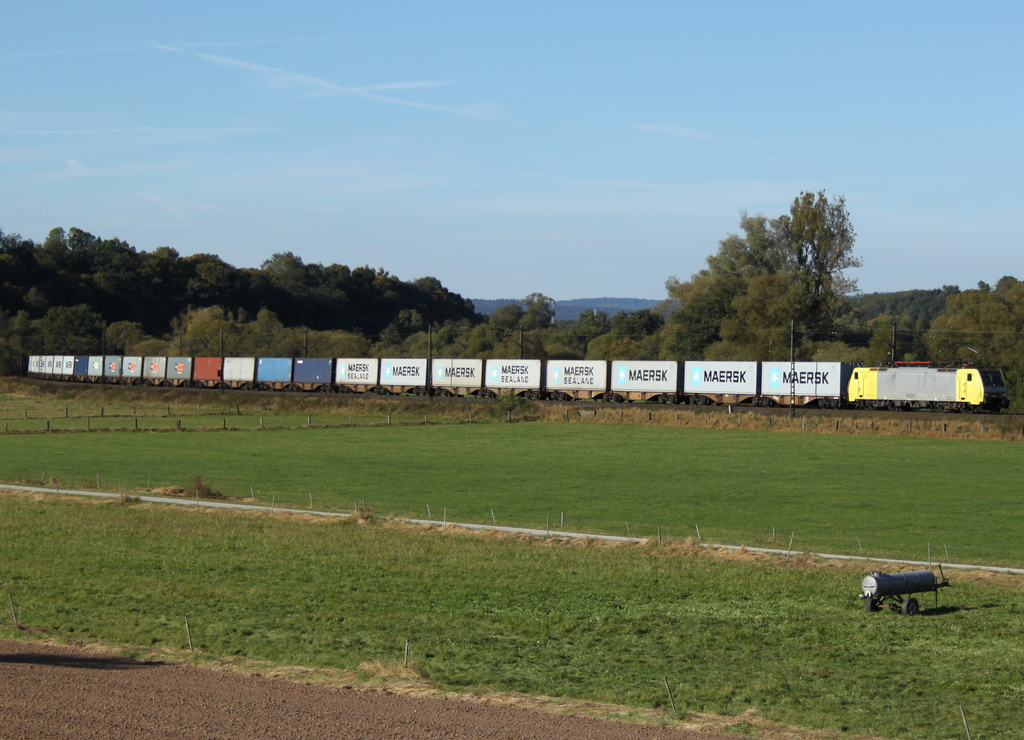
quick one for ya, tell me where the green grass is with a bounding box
[2,423,1024,567]
[1,494,1022,739]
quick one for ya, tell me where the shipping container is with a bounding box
[121,356,143,380]
[546,360,609,400]
[256,357,293,389]
[683,361,759,404]
[87,356,103,378]
[759,361,853,407]
[608,361,679,402]
[223,357,256,387]
[334,358,379,392]
[56,356,72,375]
[379,359,428,394]
[144,357,167,381]
[292,358,333,389]
[103,355,122,379]
[484,359,543,397]
[73,356,90,377]
[166,357,193,385]
[431,359,484,396]
[192,357,223,386]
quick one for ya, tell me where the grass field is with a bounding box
[1,492,1022,739]
[2,420,1024,567]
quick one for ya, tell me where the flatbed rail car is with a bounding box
[25,356,1010,412]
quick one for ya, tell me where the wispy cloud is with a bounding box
[634,122,716,141]
[154,43,489,116]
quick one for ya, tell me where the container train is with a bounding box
[25,355,1010,412]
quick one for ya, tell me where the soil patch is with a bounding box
[1,638,742,740]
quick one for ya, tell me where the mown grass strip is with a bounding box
[0,493,1021,740]
[2,423,1024,566]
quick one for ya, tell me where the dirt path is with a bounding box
[0,638,740,740]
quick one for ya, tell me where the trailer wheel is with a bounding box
[864,597,879,613]
[901,597,919,616]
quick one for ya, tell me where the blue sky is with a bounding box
[3,2,1022,301]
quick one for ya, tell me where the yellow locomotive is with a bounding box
[847,363,1009,412]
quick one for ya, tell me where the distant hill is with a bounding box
[846,287,959,324]
[471,297,663,322]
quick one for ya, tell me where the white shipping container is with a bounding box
[485,359,543,390]
[684,361,759,395]
[610,361,678,393]
[546,360,608,391]
[335,358,379,385]
[759,362,850,397]
[223,357,256,382]
[45,356,55,374]
[56,356,72,375]
[432,359,483,389]
[380,359,428,387]
[88,356,104,377]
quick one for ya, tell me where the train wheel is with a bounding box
[901,597,919,616]
[865,597,880,613]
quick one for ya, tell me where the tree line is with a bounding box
[4,193,1023,410]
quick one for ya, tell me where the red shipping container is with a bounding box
[193,357,224,381]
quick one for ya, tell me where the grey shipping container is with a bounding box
[121,356,143,378]
[144,357,167,380]
[167,357,193,382]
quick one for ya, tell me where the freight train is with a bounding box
[25,355,1010,412]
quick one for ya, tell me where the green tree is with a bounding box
[0,309,33,374]
[104,321,148,354]
[662,192,860,360]
[39,304,104,354]
[927,277,1024,411]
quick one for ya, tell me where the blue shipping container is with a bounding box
[293,358,333,384]
[257,357,293,383]
[73,356,90,376]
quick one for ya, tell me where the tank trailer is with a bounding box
[860,568,950,615]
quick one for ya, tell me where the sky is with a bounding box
[3,2,1023,302]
